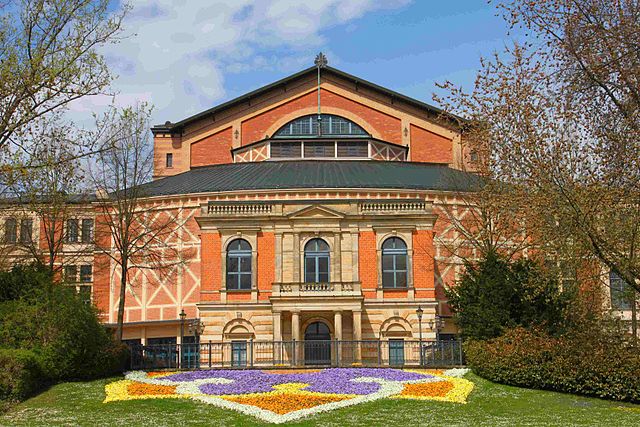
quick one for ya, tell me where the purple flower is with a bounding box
[162,368,432,396]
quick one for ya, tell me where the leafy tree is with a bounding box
[446,251,570,340]
[434,0,640,342]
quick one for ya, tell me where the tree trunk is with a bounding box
[632,290,638,346]
[116,259,128,342]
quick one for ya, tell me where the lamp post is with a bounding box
[188,318,205,368]
[416,305,424,367]
[179,309,186,368]
[428,314,444,340]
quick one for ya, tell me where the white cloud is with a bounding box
[67,0,409,125]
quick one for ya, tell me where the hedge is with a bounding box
[0,349,45,402]
[466,327,640,402]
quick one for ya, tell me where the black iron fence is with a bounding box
[128,339,465,370]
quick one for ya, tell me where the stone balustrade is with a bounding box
[206,203,274,216]
[358,201,428,214]
[271,281,362,297]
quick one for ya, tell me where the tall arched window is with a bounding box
[382,237,408,288]
[304,238,330,283]
[226,239,252,290]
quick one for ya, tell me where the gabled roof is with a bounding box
[137,160,481,197]
[151,66,463,134]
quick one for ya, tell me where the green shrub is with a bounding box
[466,327,640,402]
[446,251,571,340]
[0,265,127,381]
[0,349,45,402]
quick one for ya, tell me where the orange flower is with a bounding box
[223,393,348,415]
[127,382,178,396]
[400,381,454,397]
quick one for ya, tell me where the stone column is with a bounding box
[273,311,282,341]
[291,310,301,366]
[353,310,362,363]
[334,310,343,341]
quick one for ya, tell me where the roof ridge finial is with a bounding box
[314,52,328,68]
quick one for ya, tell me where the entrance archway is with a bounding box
[304,321,331,365]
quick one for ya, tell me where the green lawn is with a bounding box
[2,373,639,426]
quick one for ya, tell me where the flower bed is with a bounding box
[104,368,473,423]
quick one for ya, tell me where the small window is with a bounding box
[382,237,408,288]
[226,239,252,290]
[231,340,247,367]
[337,141,368,157]
[66,219,79,243]
[304,142,335,158]
[81,219,94,243]
[610,271,633,310]
[4,218,17,243]
[78,285,92,304]
[389,339,405,366]
[64,265,78,283]
[80,265,93,283]
[270,141,301,158]
[19,219,33,243]
[166,153,173,168]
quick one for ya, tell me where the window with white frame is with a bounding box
[382,237,408,288]
[226,239,252,290]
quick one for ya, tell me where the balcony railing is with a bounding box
[127,339,465,370]
[271,281,361,297]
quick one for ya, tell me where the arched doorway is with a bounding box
[304,321,331,365]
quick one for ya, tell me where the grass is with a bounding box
[2,373,639,426]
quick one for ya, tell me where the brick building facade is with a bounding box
[2,63,633,366]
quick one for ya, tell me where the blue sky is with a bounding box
[72,1,514,125]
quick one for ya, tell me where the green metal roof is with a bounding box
[139,160,481,197]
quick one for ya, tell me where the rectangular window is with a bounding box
[166,153,173,168]
[19,219,33,243]
[66,219,79,243]
[64,265,78,283]
[337,141,368,157]
[80,265,93,283]
[231,341,247,367]
[78,285,92,304]
[610,271,633,310]
[81,219,94,243]
[270,142,301,158]
[304,142,335,158]
[4,218,17,243]
[389,339,405,366]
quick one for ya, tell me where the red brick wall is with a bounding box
[200,232,221,302]
[257,232,275,301]
[413,230,436,298]
[410,124,453,164]
[241,89,402,146]
[92,213,111,317]
[191,127,233,167]
[358,231,378,299]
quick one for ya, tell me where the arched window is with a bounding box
[382,237,408,288]
[226,239,252,290]
[274,114,369,137]
[304,238,330,283]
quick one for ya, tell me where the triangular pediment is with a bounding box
[287,205,345,219]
